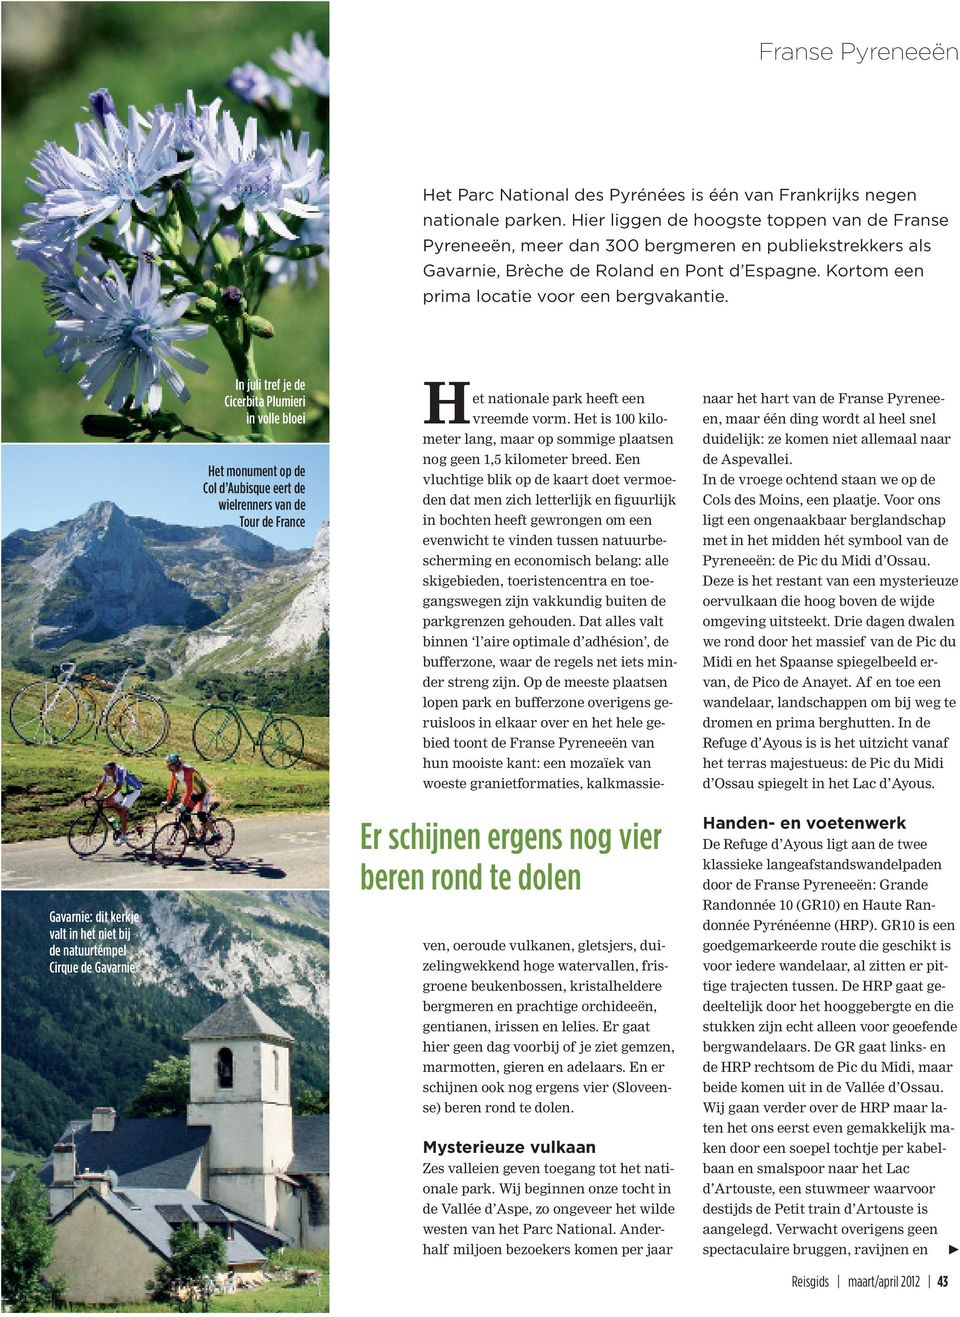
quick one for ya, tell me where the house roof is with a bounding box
[40,1112,328,1185]
[205,1200,288,1253]
[184,995,294,1044]
[288,1116,329,1175]
[38,1117,209,1190]
[50,1187,267,1266]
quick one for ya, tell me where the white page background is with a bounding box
[332,3,959,1312]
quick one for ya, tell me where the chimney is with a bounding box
[75,1172,111,1199]
[91,1107,117,1133]
[52,1143,76,1185]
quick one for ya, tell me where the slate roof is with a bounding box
[38,1117,209,1190]
[50,1187,267,1265]
[184,995,294,1044]
[288,1116,329,1174]
[206,1201,288,1254]
[40,1112,328,1185]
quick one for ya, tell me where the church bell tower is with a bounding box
[185,995,294,1229]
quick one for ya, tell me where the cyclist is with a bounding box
[91,762,142,844]
[165,753,217,845]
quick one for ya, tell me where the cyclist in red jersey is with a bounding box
[165,753,216,845]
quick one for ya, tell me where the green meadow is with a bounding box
[2,667,328,842]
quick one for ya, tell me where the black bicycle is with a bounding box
[153,803,236,864]
[67,796,158,858]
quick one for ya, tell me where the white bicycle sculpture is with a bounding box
[9,662,169,755]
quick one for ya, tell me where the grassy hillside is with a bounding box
[175,573,329,679]
[2,1142,46,1172]
[2,668,328,841]
[3,578,329,692]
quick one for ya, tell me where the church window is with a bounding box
[273,1049,280,1090]
[217,1047,234,1089]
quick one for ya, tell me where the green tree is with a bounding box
[148,1222,226,1312]
[126,1055,190,1118]
[1,1166,66,1311]
[295,1085,329,1115]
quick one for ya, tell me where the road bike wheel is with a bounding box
[153,822,189,864]
[107,693,169,755]
[125,813,158,854]
[67,812,109,857]
[74,689,101,741]
[192,707,242,762]
[203,817,235,860]
[10,681,80,745]
[260,716,304,769]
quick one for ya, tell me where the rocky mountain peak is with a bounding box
[29,502,216,650]
[215,523,276,564]
[3,504,327,671]
[312,521,330,564]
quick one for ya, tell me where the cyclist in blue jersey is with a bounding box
[91,761,143,844]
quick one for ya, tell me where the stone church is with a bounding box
[39,995,329,1305]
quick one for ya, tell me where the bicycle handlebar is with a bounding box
[208,692,274,712]
[80,671,112,685]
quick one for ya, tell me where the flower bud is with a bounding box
[82,413,138,438]
[222,286,246,316]
[244,315,275,339]
[195,297,218,315]
[281,244,327,260]
[158,204,183,252]
[211,234,239,269]
[88,88,117,128]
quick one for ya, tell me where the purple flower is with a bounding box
[227,62,293,109]
[265,134,329,286]
[190,111,324,240]
[29,104,190,237]
[52,256,208,412]
[272,32,329,96]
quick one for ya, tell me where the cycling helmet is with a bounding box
[103,762,117,773]
[165,753,181,765]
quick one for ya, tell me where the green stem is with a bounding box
[134,211,202,282]
[219,324,273,441]
[197,212,237,268]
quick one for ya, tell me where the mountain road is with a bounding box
[1,812,329,890]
